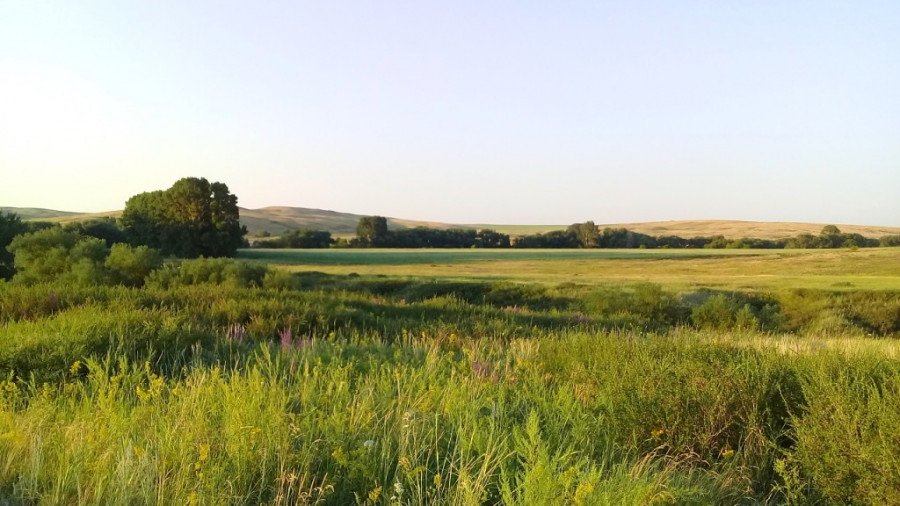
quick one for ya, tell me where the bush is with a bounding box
[580,284,689,330]
[262,269,296,290]
[734,304,760,330]
[105,244,163,287]
[8,228,109,285]
[146,258,268,289]
[692,294,736,330]
[789,363,900,503]
[8,228,163,287]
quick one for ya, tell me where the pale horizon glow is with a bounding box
[1,1,898,226]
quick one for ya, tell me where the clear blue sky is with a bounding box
[2,1,898,225]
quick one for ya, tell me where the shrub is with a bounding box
[692,294,736,330]
[789,363,900,503]
[262,269,296,290]
[105,244,163,287]
[8,228,109,285]
[734,304,759,330]
[8,228,164,287]
[146,258,268,289]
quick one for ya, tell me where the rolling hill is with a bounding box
[238,207,454,236]
[2,206,898,240]
[0,206,457,236]
[591,220,900,240]
[0,207,83,220]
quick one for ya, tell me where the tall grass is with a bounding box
[0,333,897,503]
[0,275,897,503]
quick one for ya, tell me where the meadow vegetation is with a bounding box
[242,247,900,291]
[0,249,897,504]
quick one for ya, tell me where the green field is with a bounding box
[1,247,898,503]
[240,247,900,291]
[240,247,778,265]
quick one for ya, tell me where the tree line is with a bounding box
[513,221,896,250]
[251,217,899,250]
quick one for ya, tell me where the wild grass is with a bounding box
[0,330,897,504]
[0,263,897,503]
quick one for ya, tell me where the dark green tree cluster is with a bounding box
[351,216,510,248]
[597,227,651,248]
[510,223,893,250]
[121,177,246,258]
[513,225,651,248]
[567,221,599,248]
[474,229,511,248]
[7,228,162,286]
[354,216,391,247]
[255,229,334,249]
[387,228,482,248]
[785,226,880,249]
[512,230,580,248]
[346,218,897,250]
[0,212,27,280]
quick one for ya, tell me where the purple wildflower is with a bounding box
[279,328,293,351]
[226,323,247,344]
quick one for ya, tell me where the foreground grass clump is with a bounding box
[0,332,897,504]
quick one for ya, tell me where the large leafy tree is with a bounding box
[122,177,246,258]
[356,216,390,247]
[475,229,510,248]
[567,221,599,248]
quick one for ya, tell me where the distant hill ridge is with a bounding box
[2,206,898,240]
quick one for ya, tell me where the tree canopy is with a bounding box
[121,177,246,257]
[567,221,599,248]
[355,216,390,247]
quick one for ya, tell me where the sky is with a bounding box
[1,1,898,225]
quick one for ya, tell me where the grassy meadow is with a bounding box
[0,248,898,503]
[241,247,900,291]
